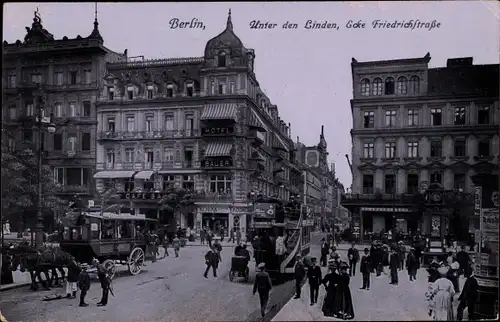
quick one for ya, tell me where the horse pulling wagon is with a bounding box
[59,212,157,279]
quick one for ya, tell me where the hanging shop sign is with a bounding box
[201,158,233,168]
[201,126,234,136]
[361,207,411,212]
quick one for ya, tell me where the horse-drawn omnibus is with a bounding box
[250,198,314,281]
[59,211,157,279]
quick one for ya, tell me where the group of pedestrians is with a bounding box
[60,258,111,307]
[425,245,477,321]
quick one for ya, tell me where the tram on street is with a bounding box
[250,198,314,280]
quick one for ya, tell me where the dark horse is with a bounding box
[10,245,73,291]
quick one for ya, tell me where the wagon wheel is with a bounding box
[229,271,234,281]
[103,259,116,280]
[128,247,145,275]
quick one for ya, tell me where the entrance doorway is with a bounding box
[202,213,228,235]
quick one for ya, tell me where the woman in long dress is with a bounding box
[321,260,339,317]
[431,264,456,320]
[331,261,355,320]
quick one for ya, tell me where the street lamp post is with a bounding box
[34,85,56,247]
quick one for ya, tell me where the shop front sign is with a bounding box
[201,158,233,168]
[201,127,234,136]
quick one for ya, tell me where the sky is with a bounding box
[3,1,499,187]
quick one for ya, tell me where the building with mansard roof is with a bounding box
[342,53,499,243]
[94,11,305,234]
[2,9,126,230]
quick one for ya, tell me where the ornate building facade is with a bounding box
[94,12,300,234]
[2,11,126,227]
[342,53,499,241]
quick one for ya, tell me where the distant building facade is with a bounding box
[342,53,499,241]
[2,11,125,229]
[94,12,301,235]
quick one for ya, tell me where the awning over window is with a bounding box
[201,104,237,121]
[93,171,136,179]
[134,170,154,180]
[205,142,233,157]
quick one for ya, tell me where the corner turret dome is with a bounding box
[204,9,245,58]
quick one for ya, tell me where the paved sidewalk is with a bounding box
[273,258,467,321]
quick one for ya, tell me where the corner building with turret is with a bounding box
[95,11,302,235]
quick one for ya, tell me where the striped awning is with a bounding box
[93,171,136,179]
[201,104,237,121]
[205,142,233,157]
[134,170,154,180]
[248,111,266,132]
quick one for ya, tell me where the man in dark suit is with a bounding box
[307,257,322,306]
[294,255,306,299]
[389,247,399,285]
[456,245,471,277]
[253,262,273,317]
[457,268,478,321]
[203,246,219,278]
[359,248,371,290]
[347,242,360,276]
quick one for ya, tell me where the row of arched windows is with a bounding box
[360,75,420,96]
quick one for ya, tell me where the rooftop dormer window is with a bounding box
[166,84,174,97]
[218,52,226,67]
[147,85,154,99]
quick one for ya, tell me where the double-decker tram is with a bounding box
[250,197,314,281]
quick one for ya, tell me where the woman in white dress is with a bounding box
[431,264,456,320]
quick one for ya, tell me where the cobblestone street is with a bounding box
[0,245,295,322]
[273,250,467,321]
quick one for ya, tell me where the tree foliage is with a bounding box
[158,185,196,216]
[1,146,67,225]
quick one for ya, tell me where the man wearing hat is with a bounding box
[359,248,371,290]
[93,258,111,307]
[307,257,322,306]
[77,263,91,307]
[397,241,406,271]
[253,262,272,317]
[457,264,478,321]
[406,247,418,281]
[389,247,399,285]
[293,255,306,299]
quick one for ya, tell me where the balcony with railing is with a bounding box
[97,129,200,140]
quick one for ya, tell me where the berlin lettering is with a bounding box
[202,127,233,135]
[169,18,206,30]
[202,159,232,168]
